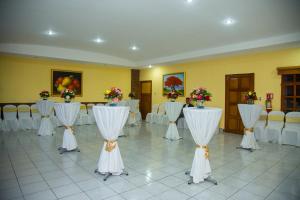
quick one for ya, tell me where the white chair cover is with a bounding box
[127,99,140,125]
[153,103,169,125]
[97,103,105,106]
[177,118,188,129]
[183,107,222,183]
[238,104,262,149]
[145,104,159,123]
[37,100,55,136]
[254,110,268,142]
[165,102,183,140]
[54,102,80,151]
[265,111,285,144]
[17,105,33,130]
[31,104,41,130]
[93,106,129,175]
[282,112,300,147]
[76,104,89,125]
[87,103,96,124]
[2,105,19,132]
[50,110,61,127]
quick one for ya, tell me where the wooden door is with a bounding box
[140,81,152,120]
[225,73,254,134]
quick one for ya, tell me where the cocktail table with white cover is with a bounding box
[165,102,183,140]
[238,104,262,150]
[54,102,80,152]
[37,100,55,136]
[183,107,222,184]
[93,106,129,178]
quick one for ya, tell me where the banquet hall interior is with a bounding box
[0,0,300,200]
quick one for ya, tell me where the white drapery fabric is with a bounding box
[165,102,183,140]
[87,103,96,124]
[183,107,222,183]
[31,104,41,130]
[127,99,140,125]
[153,103,169,124]
[265,111,284,144]
[76,104,89,125]
[3,105,19,132]
[254,110,268,142]
[37,100,55,136]
[50,110,61,127]
[282,112,300,146]
[146,104,159,123]
[17,105,33,130]
[93,106,129,175]
[238,104,262,149]
[54,102,80,151]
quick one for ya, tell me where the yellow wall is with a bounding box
[140,48,300,128]
[0,54,131,103]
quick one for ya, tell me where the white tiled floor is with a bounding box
[0,122,300,200]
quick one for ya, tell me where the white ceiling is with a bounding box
[0,0,300,67]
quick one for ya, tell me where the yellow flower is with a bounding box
[105,90,111,94]
[248,92,252,95]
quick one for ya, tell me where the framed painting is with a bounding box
[51,69,82,96]
[163,72,185,96]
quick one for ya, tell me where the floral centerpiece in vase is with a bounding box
[167,89,179,102]
[190,87,212,109]
[39,90,50,100]
[61,89,75,103]
[104,87,123,106]
[128,92,136,99]
[245,91,257,104]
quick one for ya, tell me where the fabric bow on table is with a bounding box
[105,140,117,152]
[196,145,209,159]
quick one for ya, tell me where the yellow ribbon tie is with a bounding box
[41,115,50,118]
[130,112,136,118]
[105,140,117,152]
[268,115,284,122]
[3,108,17,112]
[286,117,300,123]
[64,126,74,132]
[18,108,30,112]
[196,145,209,159]
[169,121,176,124]
[244,128,254,133]
[31,109,39,113]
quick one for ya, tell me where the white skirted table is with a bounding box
[164,102,183,140]
[237,104,262,152]
[183,107,222,184]
[36,100,55,136]
[93,106,129,181]
[54,102,80,154]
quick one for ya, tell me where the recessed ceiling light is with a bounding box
[45,29,56,36]
[186,0,193,3]
[222,18,236,26]
[130,45,139,51]
[148,65,152,68]
[93,37,104,43]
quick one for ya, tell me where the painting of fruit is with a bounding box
[51,70,82,96]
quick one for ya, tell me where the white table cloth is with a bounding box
[93,106,129,175]
[54,102,80,151]
[238,104,262,149]
[37,100,55,136]
[165,102,183,140]
[183,107,222,183]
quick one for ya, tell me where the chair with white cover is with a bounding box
[153,103,169,125]
[76,104,89,125]
[2,105,19,132]
[50,109,61,127]
[97,103,105,106]
[31,104,41,130]
[117,100,128,107]
[254,110,268,142]
[127,99,140,125]
[282,112,300,147]
[87,103,96,124]
[17,105,33,130]
[265,111,285,144]
[145,104,159,123]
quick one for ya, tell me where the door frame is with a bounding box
[224,73,254,134]
[140,80,152,120]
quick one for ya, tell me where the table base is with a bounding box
[57,147,80,154]
[185,171,217,185]
[236,146,253,152]
[94,169,128,181]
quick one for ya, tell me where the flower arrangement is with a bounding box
[167,90,179,102]
[39,90,50,100]
[104,87,123,103]
[245,91,257,104]
[190,87,212,108]
[61,89,75,103]
[128,92,136,99]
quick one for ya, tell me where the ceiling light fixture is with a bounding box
[223,18,236,26]
[148,65,152,68]
[130,45,139,51]
[94,37,104,43]
[45,29,56,36]
[186,0,193,3]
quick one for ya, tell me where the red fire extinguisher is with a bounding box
[265,93,273,113]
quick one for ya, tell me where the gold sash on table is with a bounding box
[169,121,176,124]
[196,145,209,159]
[64,125,74,132]
[244,127,254,133]
[104,140,117,152]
